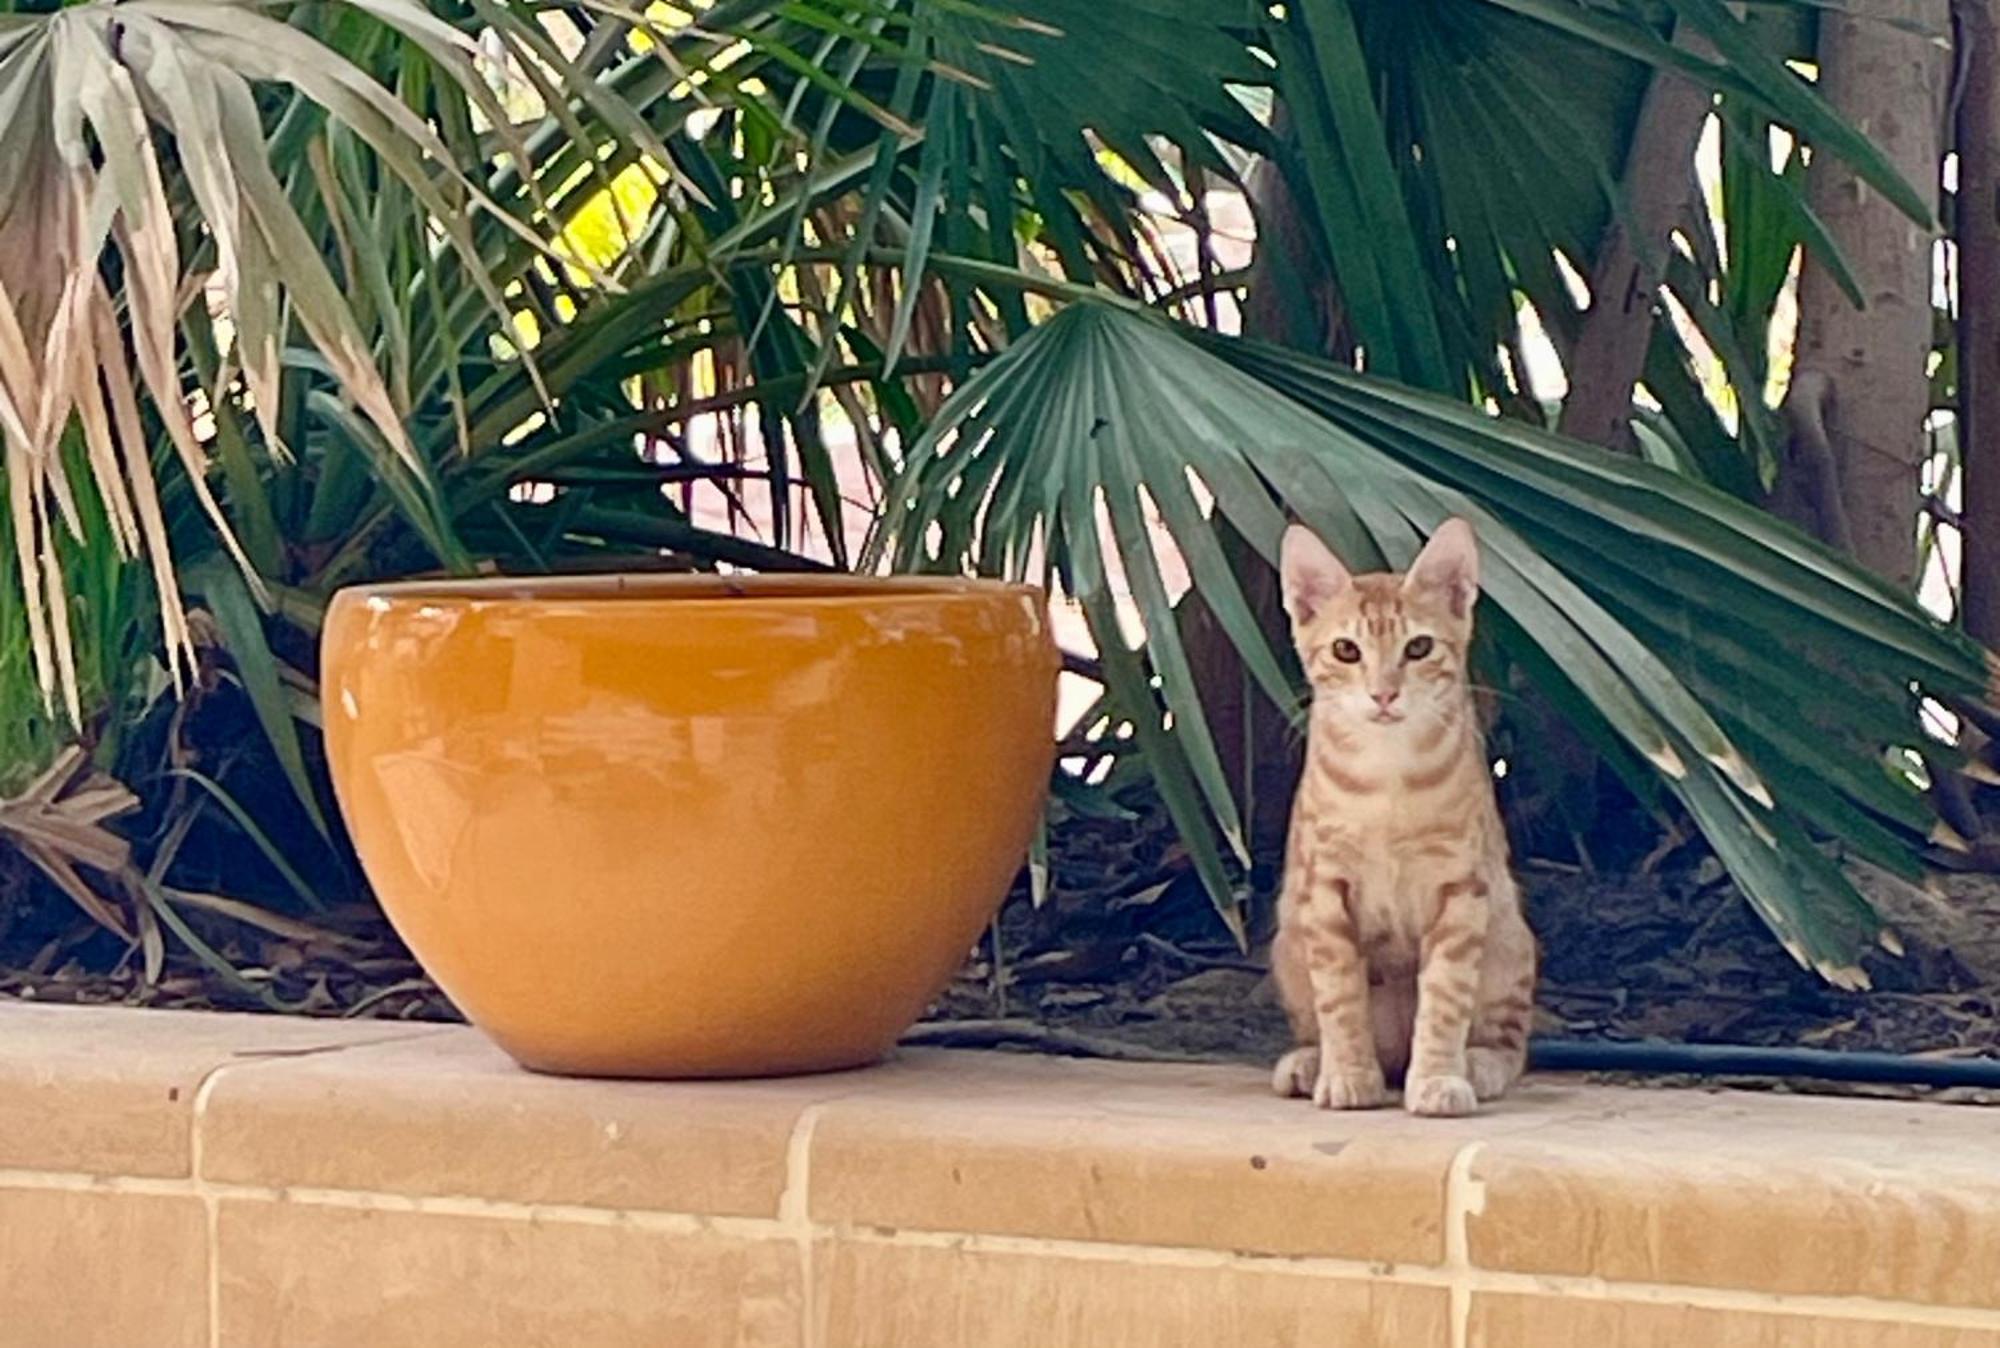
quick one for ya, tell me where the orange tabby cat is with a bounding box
[1269,518,1537,1117]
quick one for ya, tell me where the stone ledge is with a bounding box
[1,1001,1997,1347]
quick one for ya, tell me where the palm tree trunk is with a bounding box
[1958,0,2000,647]
[1182,107,1335,859]
[1785,0,1949,588]
[1559,26,1715,452]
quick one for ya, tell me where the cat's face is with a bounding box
[1279,520,1479,735]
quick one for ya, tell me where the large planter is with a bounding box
[320,574,1058,1078]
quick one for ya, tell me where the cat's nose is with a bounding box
[1371,689,1400,710]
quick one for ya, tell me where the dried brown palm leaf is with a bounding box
[0,0,669,718]
[0,745,139,939]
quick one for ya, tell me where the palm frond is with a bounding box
[0,0,747,718]
[874,300,1985,981]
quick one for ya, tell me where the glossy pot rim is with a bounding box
[327,571,1046,612]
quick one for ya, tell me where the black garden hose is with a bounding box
[910,1020,2000,1088]
[1529,1038,2000,1090]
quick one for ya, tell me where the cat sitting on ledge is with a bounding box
[1269,519,1539,1119]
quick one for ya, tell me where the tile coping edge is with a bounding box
[2,1008,1997,1348]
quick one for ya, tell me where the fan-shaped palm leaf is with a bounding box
[873,300,1991,983]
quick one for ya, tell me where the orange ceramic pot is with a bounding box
[320,574,1058,1078]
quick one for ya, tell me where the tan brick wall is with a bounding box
[1,1003,1997,1347]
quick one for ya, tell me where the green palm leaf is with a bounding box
[874,300,1987,982]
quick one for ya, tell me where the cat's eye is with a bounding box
[1404,635,1435,661]
[1330,639,1362,664]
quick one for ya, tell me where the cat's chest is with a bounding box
[1347,851,1433,948]
[1303,758,1474,841]
[1293,749,1494,944]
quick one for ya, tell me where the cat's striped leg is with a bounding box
[1467,914,1536,1100]
[1268,925,1322,1098]
[1300,877,1389,1110]
[1406,877,1490,1118]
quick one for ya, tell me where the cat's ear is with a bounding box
[1280,525,1351,627]
[1404,518,1479,619]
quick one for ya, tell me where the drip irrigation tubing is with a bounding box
[1528,1039,2000,1090]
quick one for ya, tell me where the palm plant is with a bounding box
[0,0,1990,990]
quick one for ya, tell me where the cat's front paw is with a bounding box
[1312,1062,1390,1110]
[1271,1047,1320,1099]
[1404,1073,1478,1118]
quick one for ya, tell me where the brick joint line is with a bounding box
[779,1105,826,1348]
[4,1164,1998,1333]
[182,1035,429,1348]
[1444,1140,1487,1348]
[189,1057,234,1348]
